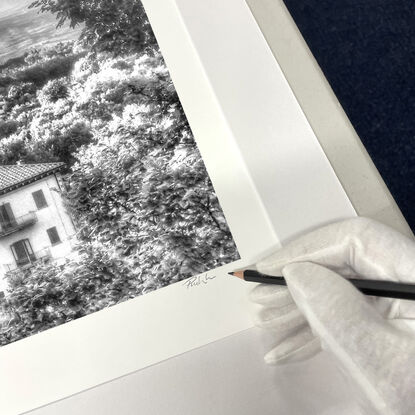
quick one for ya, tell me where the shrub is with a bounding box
[0,243,138,346]
[15,54,81,87]
[0,138,28,164]
[0,120,19,139]
[7,82,36,106]
[45,122,93,165]
[38,78,69,103]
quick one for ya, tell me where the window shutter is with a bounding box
[0,203,16,227]
[11,239,33,265]
[47,227,61,245]
[32,190,47,209]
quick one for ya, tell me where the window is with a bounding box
[32,190,47,209]
[47,227,61,245]
[0,203,16,229]
[11,239,35,266]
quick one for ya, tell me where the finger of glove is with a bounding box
[284,261,415,415]
[254,302,308,332]
[249,283,294,307]
[396,299,415,320]
[256,217,415,283]
[264,326,321,365]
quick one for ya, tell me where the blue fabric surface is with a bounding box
[283,0,415,231]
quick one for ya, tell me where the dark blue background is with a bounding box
[283,0,415,231]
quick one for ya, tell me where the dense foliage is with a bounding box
[29,0,157,54]
[0,1,239,345]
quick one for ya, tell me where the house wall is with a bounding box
[0,174,77,291]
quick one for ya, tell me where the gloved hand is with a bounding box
[250,217,415,415]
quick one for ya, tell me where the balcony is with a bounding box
[3,247,51,273]
[0,212,38,238]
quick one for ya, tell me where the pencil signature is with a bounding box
[183,273,216,288]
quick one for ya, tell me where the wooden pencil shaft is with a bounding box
[243,270,415,301]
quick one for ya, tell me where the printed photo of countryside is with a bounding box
[0,0,240,346]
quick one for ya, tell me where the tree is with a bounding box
[30,0,157,55]
[39,78,69,103]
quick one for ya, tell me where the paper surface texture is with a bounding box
[28,328,362,415]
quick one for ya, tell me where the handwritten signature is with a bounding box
[183,273,216,288]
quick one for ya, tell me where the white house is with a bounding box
[0,162,76,292]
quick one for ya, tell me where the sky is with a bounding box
[0,0,82,64]
[0,0,29,16]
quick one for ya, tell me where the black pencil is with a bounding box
[228,270,415,301]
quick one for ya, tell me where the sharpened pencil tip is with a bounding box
[229,271,245,280]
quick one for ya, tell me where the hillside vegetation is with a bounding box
[0,0,239,345]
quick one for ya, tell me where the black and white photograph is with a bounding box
[0,0,240,346]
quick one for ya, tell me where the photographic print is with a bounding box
[0,0,240,346]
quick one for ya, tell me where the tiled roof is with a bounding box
[0,162,65,194]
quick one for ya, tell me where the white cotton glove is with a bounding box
[250,217,415,415]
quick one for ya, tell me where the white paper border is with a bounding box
[0,0,355,413]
